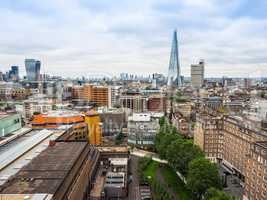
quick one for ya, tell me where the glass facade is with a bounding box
[167,30,181,87]
[25,59,41,81]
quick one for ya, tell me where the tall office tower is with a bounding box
[25,59,41,81]
[191,59,205,88]
[167,30,181,87]
[10,66,19,81]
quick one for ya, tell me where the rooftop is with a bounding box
[44,110,81,117]
[0,129,55,172]
[0,142,87,194]
[128,113,151,122]
[255,141,267,149]
[97,146,128,153]
[0,128,65,186]
[0,194,53,200]
[109,158,128,166]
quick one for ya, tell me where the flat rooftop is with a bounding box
[0,128,64,186]
[0,142,87,194]
[43,110,82,117]
[0,194,53,200]
[0,129,54,171]
[109,158,128,166]
[97,146,128,153]
[128,113,151,122]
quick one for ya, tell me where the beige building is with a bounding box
[244,141,267,200]
[23,95,53,119]
[194,113,267,200]
[194,113,224,163]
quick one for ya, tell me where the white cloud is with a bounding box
[0,0,266,78]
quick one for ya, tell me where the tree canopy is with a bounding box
[204,188,235,200]
[155,116,226,199]
[187,158,222,200]
[166,139,204,175]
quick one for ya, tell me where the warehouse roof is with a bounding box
[0,142,87,194]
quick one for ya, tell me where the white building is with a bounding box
[108,86,121,108]
[191,60,205,88]
[127,112,163,147]
[23,94,53,119]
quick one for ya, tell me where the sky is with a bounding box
[0,0,267,78]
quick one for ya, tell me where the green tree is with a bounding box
[166,140,204,175]
[138,156,152,184]
[155,132,182,159]
[33,111,41,115]
[204,188,235,200]
[115,132,124,145]
[52,104,57,110]
[187,158,222,200]
[159,116,167,127]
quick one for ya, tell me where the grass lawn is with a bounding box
[161,165,192,200]
[143,161,159,179]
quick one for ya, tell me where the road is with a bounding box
[130,148,168,164]
[128,155,141,200]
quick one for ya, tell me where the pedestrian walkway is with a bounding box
[155,166,179,200]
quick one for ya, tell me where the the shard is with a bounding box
[167,30,181,87]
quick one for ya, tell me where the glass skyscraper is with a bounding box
[167,30,181,87]
[25,59,41,81]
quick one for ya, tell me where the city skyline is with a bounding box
[1,0,267,78]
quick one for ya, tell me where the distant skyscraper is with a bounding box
[25,59,41,81]
[191,59,205,88]
[167,30,181,87]
[10,66,19,81]
[120,73,129,81]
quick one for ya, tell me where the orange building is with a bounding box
[84,110,102,145]
[31,110,84,129]
[32,110,102,145]
[83,84,108,107]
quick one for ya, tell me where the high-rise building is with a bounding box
[83,84,109,107]
[191,59,205,88]
[108,85,121,108]
[120,73,129,80]
[25,59,41,81]
[167,30,181,87]
[10,66,19,81]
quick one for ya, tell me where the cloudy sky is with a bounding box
[0,0,267,78]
